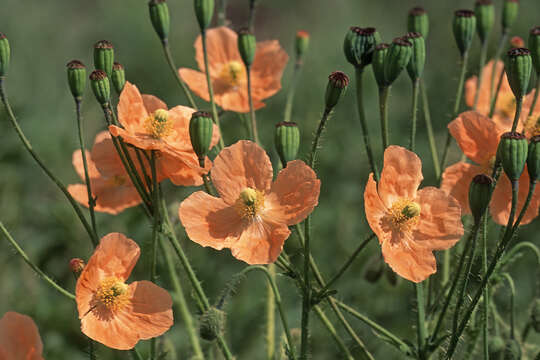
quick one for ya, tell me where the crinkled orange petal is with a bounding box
[213,84,265,113]
[251,40,289,101]
[178,68,210,103]
[440,162,482,215]
[194,26,241,76]
[142,94,167,114]
[118,82,149,133]
[211,140,273,204]
[68,181,142,215]
[72,149,100,180]
[109,125,166,152]
[465,60,509,115]
[381,238,437,283]
[364,173,388,243]
[378,145,423,207]
[0,312,43,360]
[158,152,208,187]
[90,131,127,177]
[265,160,320,226]
[167,106,197,151]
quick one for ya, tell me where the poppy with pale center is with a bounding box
[0,312,43,360]
[76,233,173,350]
[441,111,540,225]
[179,140,320,264]
[364,146,464,283]
[179,26,289,113]
[109,82,220,186]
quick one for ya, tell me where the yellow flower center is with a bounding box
[95,277,130,311]
[219,61,246,87]
[480,156,497,175]
[523,113,540,138]
[234,187,265,219]
[106,175,127,187]
[145,109,174,139]
[387,198,421,232]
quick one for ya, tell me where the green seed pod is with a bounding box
[497,132,528,182]
[89,70,111,106]
[275,121,300,167]
[189,111,214,167]
[372,43,389,88]
[489,336,506,359]
[407,7,429,39]
[475,0,495,44]
[406,32,426,81]
[93,40,114,78]
[503,339,521,360]
[148,0,170,42]
[237,28,256,67]
[453,10,477,56]
[468,174,494,224]
[527,135,540,183]
[343,27,377,68]
[324,71,349,110]
[66,60,86,101]
[0,33,10,77]
[111,62,126,95]
[502,0,519,32]
[295,30,310,60]
[531,298,540,332]
[505,48,532,100]
[363,255,384,283]
[199,307,225,341]
[529,26,540,75]
[384,37,412,85]
[194,0,214,32]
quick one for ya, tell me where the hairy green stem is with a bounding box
[420,80,440,179]
[313,306,354,360]
[266,264,276,360]
[481,215,489,360]
[416,282,427,360]
[246,67,260,144]
[511,96,523,132]
[473,40,489,110]
[149,152,160,360]
[378,86,390,151]
[283,62,303,123]
[409,80,420,151]
[501,273,516,339]
[161,40,197,109]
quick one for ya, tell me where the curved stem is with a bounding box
[161,40,197,109]
[473,40,489,110]
[313,306,354,360]
[246,66,260,144]
[420,79,440,179]
[501,273,516,339]
[511,96,523,132]
[378,86,390,151]
[409,79,420,151]
[416,282,427,360]
[283,62,303,123]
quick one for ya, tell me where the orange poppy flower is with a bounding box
[0,312,43,360]
[441,111,540,225]
[179,140,320,264]
[76,233,173,350]
[364,146,464,283]
[109,82,220,186]
[179,26,289,113]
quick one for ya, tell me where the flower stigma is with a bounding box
[235,187,265,219]
[145,109,174,139]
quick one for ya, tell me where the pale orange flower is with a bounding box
[441,111,540,225]
[179,140,320,264]
[179,26,289,113]
[76,233,173,350]
[109,82,220,186]
[364,146,464,283]
[0,312,43,360]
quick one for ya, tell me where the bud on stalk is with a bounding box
[407,7,429,38]
[474,0,494,44]
[189,111,214,167]
[66,60,86,101]
[372,43,389,88]
[295,30,310,60]
[324,71,349,111]
[275,121,300,166]
[497,132,528,182]
[502,0,519,32]
[148,0,170,42]
[343,27,377,68]
[505,47,532,100]
[0,33,10,77]
[199,307,225,341]
[111,62,126,95]
[93,40,114,78]
[384,37,412,85]
[527,135,540,182]
[529,26,540,75]
[194,0,214,32]
[237,28,256,68]
[453,10,476,57]
[89,70,111,106]
[468,174,493,224]
[406,32,426,81]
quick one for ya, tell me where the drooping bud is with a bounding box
[372,43,389,88]
[453,10,477,56]
[468,174,493,223]
[324,71,349,110]
[69,258,85,274]
[407,7,429,38]
[504,48,532,100]
[363,255,384,283]
[497,132,528,182]
[343,27,377,68]
[189,111,214,167]
[474,0,494,44]
[529,27,540,75]
[237,28,256,67]
[384,37,412,85]
[528,135,540,182]
[503,339,521,360]
[111,62,125,95]
[66,60,86,101]
[0,33,10,77]
[93,40,114,78]
[89,70,111,106]
[194,0,214,32]
[295,30,310,60]
[199,307,225,341]
[406,32,426,81]
[275,122,300,166]
[148,0,170,42]
[502,0,519,32]
[510,36,524,48]
[531,298,540,332]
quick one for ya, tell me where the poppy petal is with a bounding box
[440,162,482,215]
[178,68,210,103]
[364,173,389,244]
[251,40,289,100]
[194,26,241,76]
[381,239,437,283]
[142,94,167,114]
[118,82,149,133]
[0,312,43,360]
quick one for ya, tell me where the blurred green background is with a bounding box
[1,0,539,359]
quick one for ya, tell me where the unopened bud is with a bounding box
[406,32,426,81]
[275,122,300,166]
[529,26,540,75]
[189,111,214,167]
[66,60,86,101]
[69,258,85,274]
[0,33,10,77]
[237,28,256,67]
[343,27,377,68]
[148,0,170,41]
[93,40,114,78]
[505,47,532,100]
[497,132,528,182]
[468,174,493,223]
[295,31,310,60]
[111,62,125,95]
[475,0,494,44]
[502,0,519,32]
[89,70,111,106]
[194,0,214,32]
[199,307,225,341]
[528,135,540,183]
[503,339,521,360]
[510,36,524,48]
[372,43,389,88]
[325,71,349,110]
[453,10,477,56]
[407,7,429,38]
[384,37,412,85]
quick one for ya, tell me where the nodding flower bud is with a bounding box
[0,33,10,77]
[503,339,522,360]
[527,135,540,182]
[474,0,494,44]
[237,28,256,67]
[468,174,493,224]
[199,307,225,341]
[532,298,540,332]
[93,40,114,78]
[384,37,412,85]
[66,60,86,101]
[189,111,214,167]
[148,0,170,42]
[529,26,540,75]
[111,62,126,95]
[275,121,300,167]
[453,10,476,56]
[89,70,111,106]
[407,7,429,38]
[363,255,384,283]
[406,32,426,81]
[502,0,519,32]
[295,30,310,60]
[343,27,377,68]
[372,43,389,88]
[69,258,85,274]
[194,0,214,32]
[497,132,528,182]
[510,36,525,48]
[505,47,532,99]
[324,71,349,110]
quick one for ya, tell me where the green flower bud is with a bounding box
[93,40,114,78]
[384,37,412,85]
[406,32,426,81]
[502,0,519,32]
[0,33,10,77]
[372,43,389,88]
[453,10,477,56]
[363,255,384,283]
[66,60,86,101]
[275,121,300,166]
[194,0,214,32]
[468,174,493,224]
[295,30,310,60]
[148,0,170,42]
[489,336,506,359]
[503,339,521,360]
[407,7,429,39]
[475,0,495,44]
[89,70,111,106]
[111,62,125,95]
[531,298,540,332]
[529,26,540,75]
[324,71,349,110]
[505,48,532,100]
[343,27,377,68]
[237,28,256,67]
[498,132,528,182]
[199,307,225,341]
[527,135,540,183]
[189,111,214,167]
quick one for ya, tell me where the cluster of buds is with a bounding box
[112,62,126,94]
[405,32,426,82]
